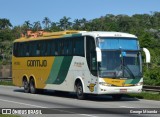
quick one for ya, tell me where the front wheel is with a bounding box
[76,82,85,100]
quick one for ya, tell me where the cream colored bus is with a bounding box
[12,31,150,99]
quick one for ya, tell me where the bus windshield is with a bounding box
[97,37,142,79]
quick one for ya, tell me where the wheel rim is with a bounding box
[30,81,35,92]
[77,85,83,96]
[24,81,28,90]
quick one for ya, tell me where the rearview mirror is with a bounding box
[96,47,102,62]
[142,48,151,63]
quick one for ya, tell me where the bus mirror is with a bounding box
[142,48,151,63]
[96,47,102,62]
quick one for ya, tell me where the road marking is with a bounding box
[0,98,47,108]
[120,106,135,108]
[0,98,98,117]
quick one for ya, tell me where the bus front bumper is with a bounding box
[97,85,142,94]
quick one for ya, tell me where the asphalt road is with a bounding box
[0,85,159,117]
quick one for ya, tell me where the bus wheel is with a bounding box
[112,94,122,100]
[76,82,85,100]
[30,79,37,94]
[23,79,30,93]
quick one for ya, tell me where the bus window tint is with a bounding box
[75,37,84,56]
[41,41,47,56]
[13,36,85,57]
[47,41,51,56]
[64,39,69,55]
[29,42,36,56]
[36,42,41,56]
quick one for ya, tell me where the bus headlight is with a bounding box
[99,82,111,86]
[135,82,143,86]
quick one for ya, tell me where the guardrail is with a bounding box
[0,77,12,81]
[143,85,160,92]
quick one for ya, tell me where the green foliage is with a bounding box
[0,115,20,117]
[127,92,160,101]
[0,81,13,86]
[144,67,160,86]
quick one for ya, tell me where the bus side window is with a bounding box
[47,40,52,56]
[41,41,47,56]
[13,43,18,57]
[36,42,41,56]
[26,43,29,56]
[29,42,36,56]
[61,40,64,55]
[75,37,84,56]
[68,38,73,55]
[52,40,57,56]
[64,39,69,55]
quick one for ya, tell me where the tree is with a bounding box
[73,19,81,30]
[42,17,51,30]
[33,21,42,31]
[50,22,61,32]
[24,20,32,30]
[58,16,72,30]
[0,18,12,30]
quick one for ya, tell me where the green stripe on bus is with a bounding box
[46,57,64,84]
[53,56,73,84]
[124,78,141,84]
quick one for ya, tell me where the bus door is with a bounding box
[86,36,98,92]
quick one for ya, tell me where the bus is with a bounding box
[12,30,150,100]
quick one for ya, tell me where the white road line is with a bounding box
[0,98,99,117]
[0,98,47,108]
[120,106,135,108]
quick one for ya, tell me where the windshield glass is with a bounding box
[97,37,139,50]
[97,37,142,79]
[99,51,142,78]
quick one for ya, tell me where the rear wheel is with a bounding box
[76,82,85,100]
[30,79,37,94]
[23,79,30,93]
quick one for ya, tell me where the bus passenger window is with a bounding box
[54,41,58,55]
[36,43,41,56]
[68,39,73,55]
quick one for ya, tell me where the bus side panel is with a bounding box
[12,56,54,89]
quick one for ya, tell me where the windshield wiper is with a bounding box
[123,65,135,79]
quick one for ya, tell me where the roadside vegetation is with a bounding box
[0,81,13,86]
[127,92,160,101]
[0,115,20,117]
[0,12,160,86]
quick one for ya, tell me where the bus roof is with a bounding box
[14,31,137,43]
[81,31,137,38]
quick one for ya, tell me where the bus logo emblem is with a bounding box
[87,83,96,92]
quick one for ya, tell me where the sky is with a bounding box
[0,0,160,26]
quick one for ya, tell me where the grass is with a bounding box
[0,115,20,117]
[0,81,13,86]
[127,91,160,101]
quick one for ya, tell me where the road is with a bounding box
[0,85,159,117]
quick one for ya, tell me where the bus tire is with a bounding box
[23,79,30,93]
[76,82,85,100]
[30,78,37,94]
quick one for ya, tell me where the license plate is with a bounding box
[120,89,127,93]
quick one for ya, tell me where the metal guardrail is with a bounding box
[143,85,160,92]
[0,77,12,81]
